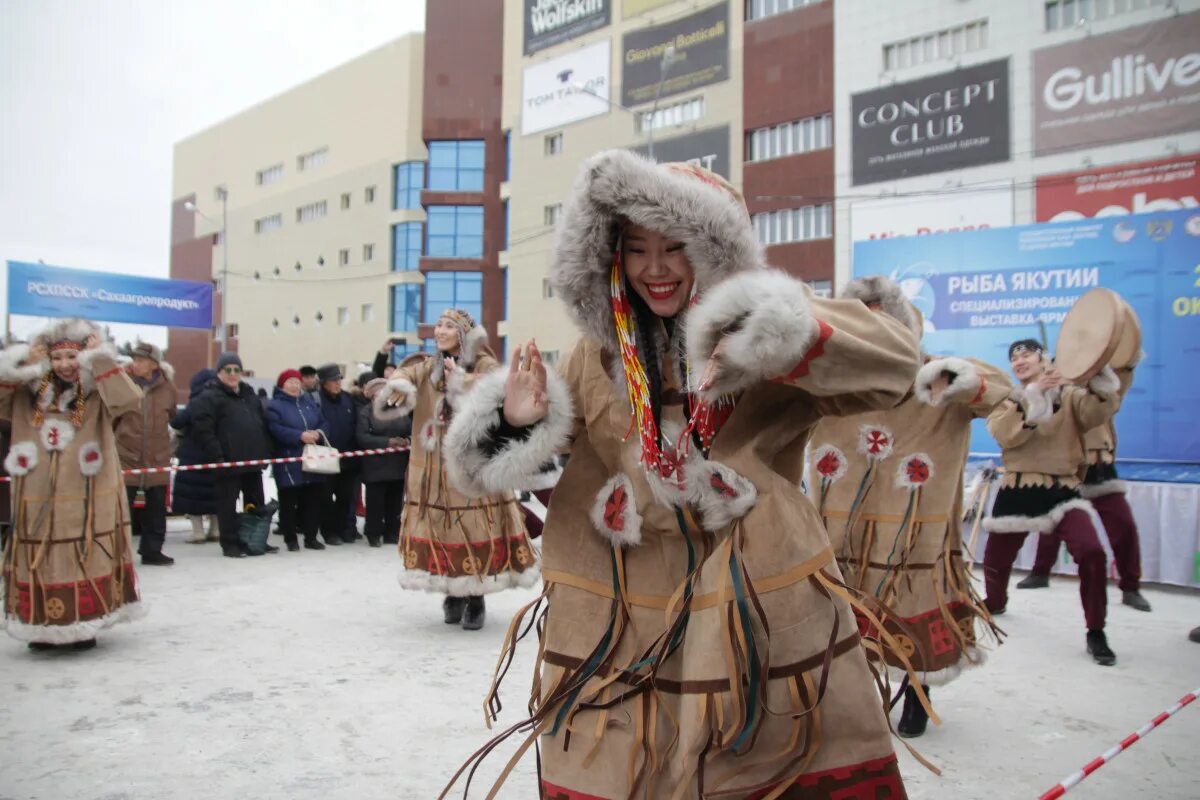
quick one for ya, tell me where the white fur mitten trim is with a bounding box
[1022,384,1058,425]
[685,270,818,401]
[1088,366,1120,398]
[915,357,980,407]
[374,378,417,421]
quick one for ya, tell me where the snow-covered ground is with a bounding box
[2,517,1198,800]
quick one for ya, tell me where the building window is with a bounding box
[391,222,423,271]
[638,96,705,133]
[808,279,833,298]
[390,283,421,331]
[504,130,512,180]
[365,185,377,203]
[339,248,351,267]
[423,271,483,325]
[393,161,424,210]
[338,307,350,326]
[1045,0,1163,30]
[502,199,510,250]
[544,133,564,156]
[256,164,283,185]
[254,213,282,234]
[426,205,484,258]
[883,20,988,70]
[747,0,823,22]
[542,278,555,299]
[544,203,562,227]
[297,147,328,171]
[363,243,375,262]
[341,192,351,210]
[427,140,485,192]
[746,114,832,162]
[361,303,375,323]
[751,204,833,245]
[296,200,328,223]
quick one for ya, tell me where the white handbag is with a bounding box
[302,430,341,475]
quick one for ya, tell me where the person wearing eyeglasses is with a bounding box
[191,353,276,558]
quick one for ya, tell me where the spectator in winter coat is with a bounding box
[356,378,411,547]
[316,363,359,544]
[299,365,320,404]
[115,342,178,566]
[266,369,331,551]
[192,353,276,558]
[371,339,400,380]
[170,368,219,544]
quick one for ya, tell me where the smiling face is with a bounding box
[1010,349,1045,384]
[50,349,80,383]
[434,318,462,354]
[621,223,695,319]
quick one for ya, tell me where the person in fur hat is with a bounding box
[0,319,145,650]
[982,339,1122,666]
[1019,353,1152,612]
[808,275,1010,739]
[439,152,921,799]
[115,341,178,566]
[374,309,537,631]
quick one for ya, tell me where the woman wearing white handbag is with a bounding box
[266,369,333,551]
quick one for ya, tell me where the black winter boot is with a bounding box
[304,536,325,551]
[1016,573,1050,589]
[462,596,486,631]
[443,596,466,625]
[897,685,930,738]
[1087,630,1117,666]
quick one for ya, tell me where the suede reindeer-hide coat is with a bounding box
[810,282,1011,689]
[376,341,538,598]
[1081,363,1137,499]
[0,322,145,644]
[442,151,922,800]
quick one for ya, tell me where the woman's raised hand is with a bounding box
[503,341,549,427]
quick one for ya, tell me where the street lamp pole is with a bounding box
[571,44,676,160]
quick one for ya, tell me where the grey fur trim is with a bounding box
[685,270,817,400]
[915,357,980,407]
[374,378,417,421]
[551,149,763,352]
[983,498,1095,534]
[1080,480,1128,499]
[32,318,101,351]
[884,647,986,688]
[689,460,758,533]
[1023,384,1058,425]
[443,367,575,498]
[2,599,146,643]
[842,276,920,336]
[590,473,643,548]
[0,345,46,387]
[397,564,542,597]
[1088,366,1120,398]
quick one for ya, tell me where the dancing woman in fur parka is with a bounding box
[440,152,923,799]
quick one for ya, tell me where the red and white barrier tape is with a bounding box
[0,445,409,482]
[1038,687,1199,799]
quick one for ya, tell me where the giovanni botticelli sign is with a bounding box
[524,0,611,55]
[1033,13,1200,156]
[851,58,1010,186]
[621,3,728,108]
[6,261,214,329]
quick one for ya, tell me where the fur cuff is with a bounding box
[1088,366,1120,398]
[75,342,119,375]
[1022,384,1057,425]
[1080,479,1128,499]
[841,275,920,337]
[444,367,575,498]
[590,473,643,547]
[0,344,46,386]
[686,270,817,400]
[915,357,980,407]
[983,498,1094,534]
[374,378,417,421]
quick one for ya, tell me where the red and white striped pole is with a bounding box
[1038,687,1199,799]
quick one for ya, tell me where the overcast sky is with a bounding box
[0,0,426,345]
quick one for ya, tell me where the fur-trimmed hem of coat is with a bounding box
[444,368,575,498]
[885,647,987,689]
[397,565,542,597]
[1080,479,1128,499]
[915,356,980,407]
[983,498,1095,534]
[2,600,146,644]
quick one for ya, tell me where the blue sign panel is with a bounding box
[853,209,1200,465]
[6,261,213,330]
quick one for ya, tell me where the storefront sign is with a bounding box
[1036,153,1200,222]
[521,39,611,135]
[631,125,731,177]
[621,3,728,107]
[524,0,611,55]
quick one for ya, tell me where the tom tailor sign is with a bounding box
[621,3,728,108]
[851,59,1010,186]
[521,39,611,135]
[1033,13,1200,156]
[524,0,611,55]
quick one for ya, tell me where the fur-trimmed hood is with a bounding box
[0,318,118,395]
[550,149,765,353]
[841,276,923,339]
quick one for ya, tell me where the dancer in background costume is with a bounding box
[441,151,922,799]
[375,309,538,631]
[1019,355,1152,612]
[810,276,1009,739]
[0,319,145,650]
[982,339,1121,666]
